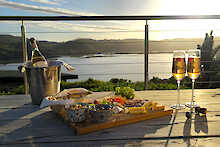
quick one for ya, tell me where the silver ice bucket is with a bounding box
[25,60,62,105]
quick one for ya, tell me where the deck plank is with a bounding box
[0,89,220,146]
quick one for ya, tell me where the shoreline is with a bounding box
[0,52,173,64]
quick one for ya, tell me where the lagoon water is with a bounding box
[0,54,173,82]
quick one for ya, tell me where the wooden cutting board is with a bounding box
[51,105,173,136]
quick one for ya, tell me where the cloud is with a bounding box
[1,21,133,32]
[1,21,145,41]
[0,0,144,30]
[0,0,101,16]
[36,21,131,32]
[28,0,59,5]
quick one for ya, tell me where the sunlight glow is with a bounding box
[145,0,220,40]
[155,0,220,15]
[2,0,220,41]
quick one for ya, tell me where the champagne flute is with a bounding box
[186,50,201,109]
[171,50,186,110]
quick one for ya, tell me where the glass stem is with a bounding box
[191,80,195,102]
[177,80,180,105]
[191,79,195,113]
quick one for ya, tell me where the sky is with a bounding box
[1,0,220,41]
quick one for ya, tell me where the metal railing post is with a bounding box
[21,20,29,95]
[144,20,149,90]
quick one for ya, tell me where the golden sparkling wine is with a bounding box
[187,57,201,80]
[172,57,186,81]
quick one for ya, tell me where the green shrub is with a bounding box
[61,78,114,92]
[11,85,25,94]
[133,81,145,91]
[0,85,25,95]
[61,77,182,92]
[0,91,14,95]
[1,77,192,96]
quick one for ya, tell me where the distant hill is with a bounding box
[1,34,220,63]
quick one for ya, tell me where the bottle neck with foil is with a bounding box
[30,38,48,67]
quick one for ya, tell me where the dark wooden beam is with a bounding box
[0,70,78,83]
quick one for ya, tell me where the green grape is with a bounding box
[114,86,135,99]
[115,87,121,95]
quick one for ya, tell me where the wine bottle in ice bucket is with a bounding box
[30,37,48,67]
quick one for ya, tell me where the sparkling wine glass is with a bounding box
[185,50,201,109]
[170,50,186,110]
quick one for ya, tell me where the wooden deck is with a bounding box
[1,89,220,146]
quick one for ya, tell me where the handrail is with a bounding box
[1,15,220,21]
[1,15,218,90]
